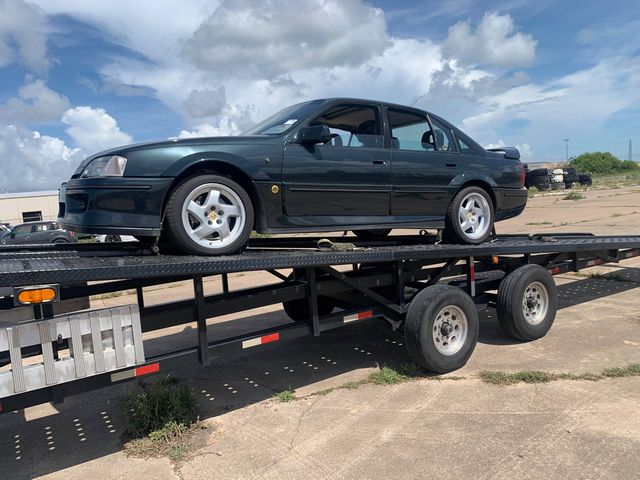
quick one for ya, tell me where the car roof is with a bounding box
[318,97,431,114]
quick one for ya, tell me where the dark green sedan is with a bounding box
[58,98,527,255]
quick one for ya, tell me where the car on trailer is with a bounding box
[58,98,527,255]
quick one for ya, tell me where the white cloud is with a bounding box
[182,86,227,118]
[0,0,50,71]
[61,106,132,153]
[442,11,537,67]
[183,0,390,78]
[0,79,70,125]
[0,125,83,192]
[177,117,242,138]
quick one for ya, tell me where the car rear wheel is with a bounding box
[444,186,494,244]
[163,174,254,255]
[53,238,68,244]
[353,229,392,240]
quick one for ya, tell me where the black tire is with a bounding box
[496,264,557,341]
[353,229,392,240]
[53,238,68,244]
[163,174,254,255]
[282,273,334,321]
[404,284,479,373]
[444,186,494,244]
[578,173,592,186]
[529,168,549,178]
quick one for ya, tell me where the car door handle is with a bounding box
[446,163,457,168]
[372,160,386,165]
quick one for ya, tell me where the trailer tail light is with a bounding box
[519,162,526,188]
[14,286,59,305]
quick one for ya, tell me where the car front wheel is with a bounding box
[444,186,494,244]
[163,174,254,255]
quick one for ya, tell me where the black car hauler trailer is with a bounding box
[1,233,639,413]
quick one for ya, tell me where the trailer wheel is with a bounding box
[496,264,557,341]
[404,284,479,373]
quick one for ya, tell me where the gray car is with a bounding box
[0,221,77,245]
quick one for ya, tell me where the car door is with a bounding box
[388,108,460,216]
[6,224,33,244]
[282,102,390,217]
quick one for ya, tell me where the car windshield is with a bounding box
[243,100,325,135]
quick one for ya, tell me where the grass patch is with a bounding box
[526,221,553,225]
[368,363,427,385]
[575,271,629,282]
[251,232,273,239]
[274,389,297,402]
[480,370,555,386]
[527,186,539,198]
[480,363,640,386]
[90,289,136,300]
[562,191,586,201]
[123,377,200,460]
[601,364,640,378]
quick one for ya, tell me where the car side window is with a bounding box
[429,117,456,152]
[13,225,31,236]
[457,135,475,154]
[309,104,382,148]
[388,109,434,151]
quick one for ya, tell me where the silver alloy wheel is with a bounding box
[458,192,491,240]
[181,182,246,250]
[432,305,468,355]
[522,281,549,325]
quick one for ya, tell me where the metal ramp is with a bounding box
[0,305,144,398]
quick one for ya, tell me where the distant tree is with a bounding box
[569,151,639,175]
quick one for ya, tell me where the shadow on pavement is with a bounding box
[2,267,640,478]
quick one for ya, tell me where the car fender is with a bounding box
[161,151,271,181]
[449,171,497,192]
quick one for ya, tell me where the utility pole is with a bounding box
[564,138,570,161]
[629,139,633,162]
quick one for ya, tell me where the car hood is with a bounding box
[72,135,282,177]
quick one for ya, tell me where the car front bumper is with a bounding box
[58,177,174,237]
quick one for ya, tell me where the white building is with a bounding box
[0,191,59,225]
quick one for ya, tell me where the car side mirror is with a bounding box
[297,125,332,145]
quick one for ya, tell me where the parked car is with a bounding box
[58,98,527,255]
[0,221,77,245]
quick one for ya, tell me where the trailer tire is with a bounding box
[496,264,557,341]
[404,284,479,373]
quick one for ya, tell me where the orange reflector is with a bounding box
[17,288,57,305]
[491,255,500,264]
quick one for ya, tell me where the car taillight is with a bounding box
[519,163,526,188]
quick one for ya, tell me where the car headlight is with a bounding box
[81,155,127,177]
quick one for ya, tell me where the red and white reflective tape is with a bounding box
[586,258,603,267]
[242,332,280,349]
[343,310,373,323]
[111,362,160,382]
[550,267,561,275]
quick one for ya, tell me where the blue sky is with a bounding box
[0,0,639,192]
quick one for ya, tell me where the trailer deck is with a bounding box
[1,233,639,413]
